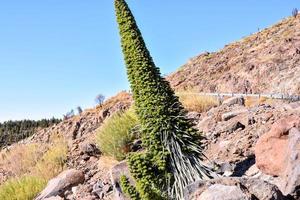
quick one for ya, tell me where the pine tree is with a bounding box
[114,0,214,199]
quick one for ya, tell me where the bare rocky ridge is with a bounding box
[167,15,300,94]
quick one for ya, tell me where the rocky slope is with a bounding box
[0,91,132,200]
[185,99,300,199]
[31,91,132,200]
[2,92,300,199]
[167,15,300,94]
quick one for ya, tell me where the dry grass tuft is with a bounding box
[0,135,68,181]
[177,93,219,113]
[244,96,278,107]
[0,144,46,178]
[33,136,68,180]
[245,96,271,107]
[0,134,68,199]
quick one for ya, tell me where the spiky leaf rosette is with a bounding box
[114,0,215,199]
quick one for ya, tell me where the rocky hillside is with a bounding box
[30,92,132,200]
[0,91,132,199]
[168,15,300,94]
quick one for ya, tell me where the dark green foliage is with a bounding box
[120,175,140,200]
[126,152,167,200]
[0,118,61,148]
[114,0,214,199]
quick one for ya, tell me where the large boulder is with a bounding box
[255,116,300,198]
[197,116,214,133]
[110,161,132,200]
[197,184,248,200]
[255,116,300,176]
[221,108,248,121]
[281,128,300,197]
[80,143,101,157]
[184,177,286,200]
[35,169,85,200]
[222,96,245,107]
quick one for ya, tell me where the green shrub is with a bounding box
[96,108,139,161]
[114,0,214,199]
[0,176,46,200]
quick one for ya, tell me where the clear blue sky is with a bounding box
[0,0,298,122]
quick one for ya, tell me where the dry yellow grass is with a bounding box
[177,93,219,113]
[0,143,46,177]
[0,135,68,200]
[0,134,68,181]
[245,96,272,107]
[33,136,68,180]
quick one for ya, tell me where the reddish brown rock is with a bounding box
[255,116,300,176]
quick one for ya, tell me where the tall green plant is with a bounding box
[114,0,214,199]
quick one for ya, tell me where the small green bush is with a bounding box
[96,108,139,161]
[0,176,47,200]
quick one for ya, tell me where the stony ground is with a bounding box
[1,92,300,200]
[185,98,300,200]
